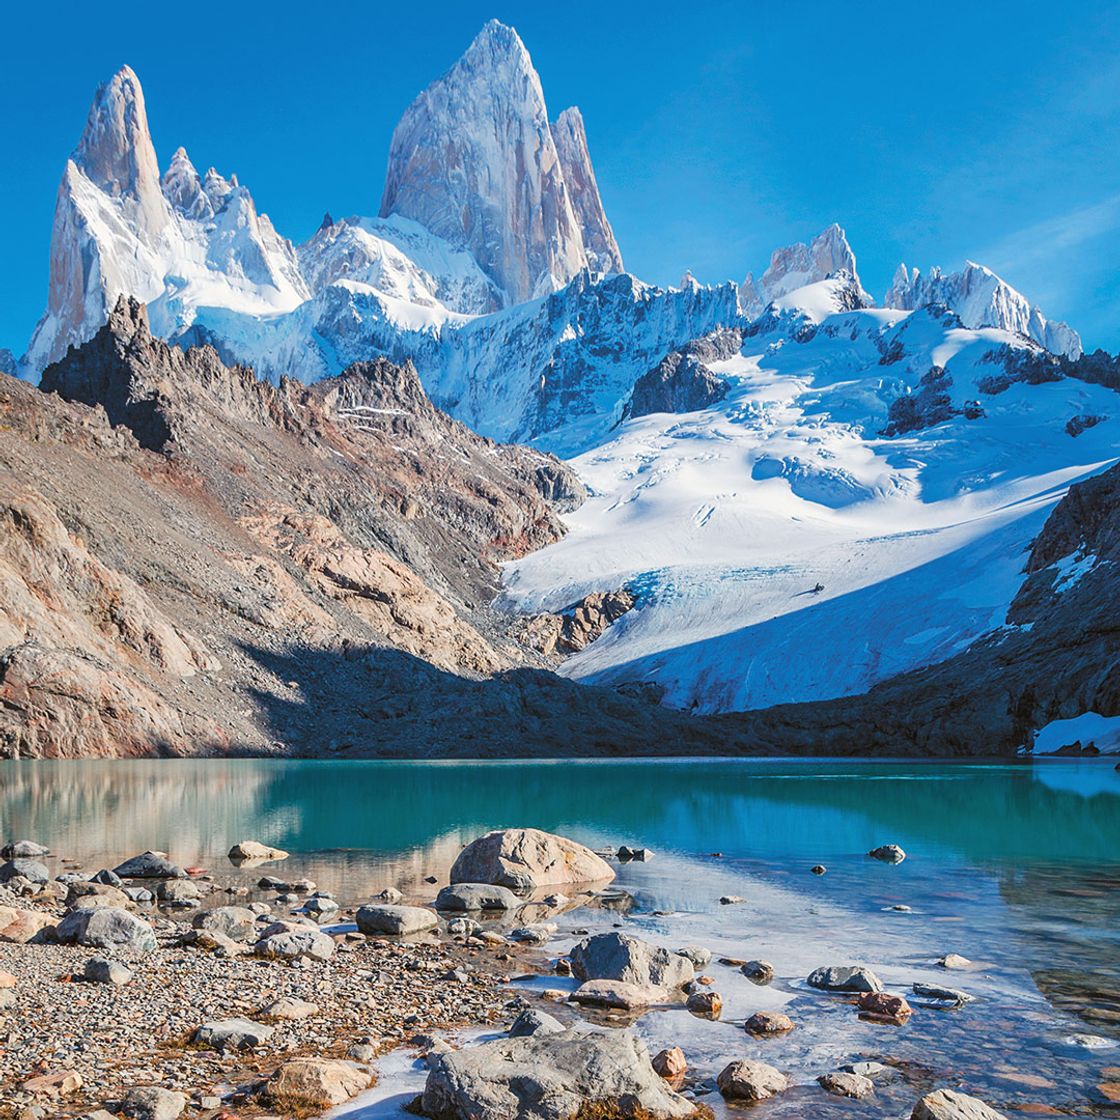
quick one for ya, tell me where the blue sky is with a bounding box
[2,0,1119,355]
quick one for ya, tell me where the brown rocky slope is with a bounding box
[0,298,765,758]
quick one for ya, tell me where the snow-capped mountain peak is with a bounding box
[884,258,1082,359]
[378,20,618,307]
[739,223,869,315]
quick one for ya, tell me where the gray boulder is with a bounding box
[675,945,711,969]
[450,828,614,890]
[807,965,883,993]
[868,844,907,864]
[435,883,522,912]
[1,841,49,859]
[570,979,662,1009]
[912,1089,1008,1120]
[84,957,132,985]
[0,859,49,884]
[56,907,156,954]
[356,904,439,936]
[717,1059,788,1102]
[570,931,694,989]
[422,1029,694,1120]
[155,879,200,905]
[508,1009,564,1037]
[91,869,123,887]
[121,1086,186,1120]
[191,906,257,942]
[912,982,974,1006]
[112,851,185,879]
[193,1017,274,1051]
[66,882,129,909]
[255,928,334,961]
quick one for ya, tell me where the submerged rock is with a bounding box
[685,990,722,1017]
[819,1071,874,1099]
[421,1028,695,1120]
[746,1010,794,1034]
[450,828,614,890]
[912,1089,1008,1119]
[858,991,913,1024]
[741,959,775,985]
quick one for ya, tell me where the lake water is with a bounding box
[3,757,1120,1117]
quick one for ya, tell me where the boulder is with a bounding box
[508,1009,564,1037]
[85,957,132,985]
[716,1059,787,1102]
[254,928,334,961]
[356,904,439,936]
[571,979,661,1009]
[807,965,883,993]
[570,931,694,989]
[868,844,907,864]
[450,828,613,890]
[746,1010,794,1034]
[435,883,522,912]
[56,907,156,954]
[121,1087,187,1120]
[858,991,913,1024]
[112,851,185,879]
[155,879,201,905]
[675,945,711,969]
[260,996,319,1020]
[0,905,57,943]
[91,869,124,886]
[228,840,289,862]
[375,886,403,903]
[421,1029,695,1120]
[652,1047,687,1080]
[302,896,340,918]
[193,1017,274,1051]
[0,859,49,884]
[1,841,49,858]
[191,906,257,942]
[266,1058,369,1108]
[912,1089,1008,1120]
[685,990,722,1017]
[819,1072,874,1099]
[741,959,775,984]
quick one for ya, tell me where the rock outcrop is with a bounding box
[622,351,728,421]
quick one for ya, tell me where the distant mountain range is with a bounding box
[2,20,1117,758]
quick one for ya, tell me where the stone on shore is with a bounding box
[449,828,614,890]
[55,907,156,954]
[912,1089,1008,1119]
[121,1086,186,1120]
[66,881,130,909]
[85,956,132,985]
[155,878,201,905]
[0,904,57,943]
[819,1071,874,1098]
[435,883,523,912]
[508,1008,564,1037]
[868,844,907,864]
[807,965,883,993]
[356,904,439,936]
[717,1059,788,1101]
[22,1069,83,1097]
[260,996,319,1020]
[228,840,289,862]
[571,979,662,1009]
[746,1010,794,1034]
[191,905,257,942]
[0,858,49,883]
[193,1017,274,1051]
[421,1028,695,1120]
[254,926,335,961]
[266,1058,370,1108]
[570,931,694,989]
[112,851,185,879]
[1,840,49,858]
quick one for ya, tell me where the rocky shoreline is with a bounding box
[0,829,1044,1120]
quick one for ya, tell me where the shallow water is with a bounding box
[3,757,1120,1117]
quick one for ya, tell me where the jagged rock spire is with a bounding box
[379,20,610,305]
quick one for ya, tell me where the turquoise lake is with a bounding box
[3,757,1120,1117]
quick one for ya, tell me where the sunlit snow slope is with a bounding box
[501,287,1119,713]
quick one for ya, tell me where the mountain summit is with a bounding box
[379,20,622,305]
